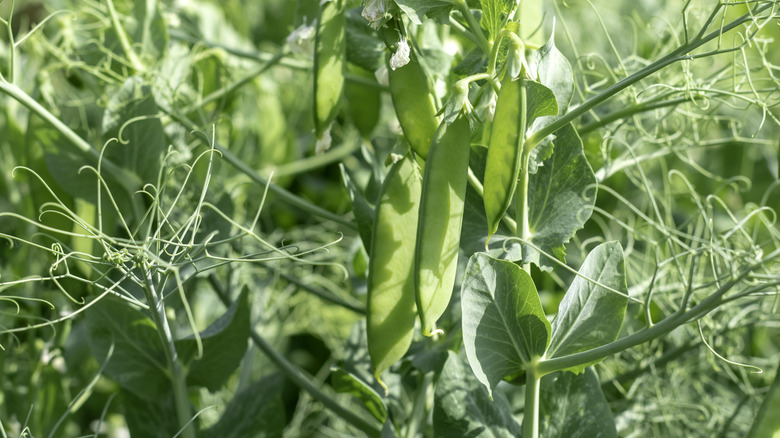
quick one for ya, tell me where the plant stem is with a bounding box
[577,96,692,135]
[210,282,382,436]
[105,0,145,72]
[523,366,541,438]
[141,267,194,438]
[525,2,773,149]
[454,0,492,56]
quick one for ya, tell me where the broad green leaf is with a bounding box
[525,80,558,122]
[122,389,179,438]
[201,374,286,438]
[395,0,454,24]
[517,0,544,46]
[102,76,166,185]
[480,0,513,43]
[175,289,251,391]
[541,369,618,438]
[346,11,385,71]
[534,30,574,115]
[434,351,522,438]
[461,252,551,396]
[330,366,388,423]
[85,297,169,401]
[748,356,780,438]
[525,123,596,268]
[547,242,628,373]
[460,144,522,261]
[340,163,375,251]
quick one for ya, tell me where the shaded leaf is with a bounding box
[201,374,286,438]
[176,289,251,391]
[395,0,454,24]
[548,242,628,373]
[122,389,179,438]
[102,76,167,185]
[525,123,596,269]
[330,366,388,423]
[461,252,550,396]
[340,163,376,250]
[541,369,618,438]
[85,297,169,401]
[434,351,522,438]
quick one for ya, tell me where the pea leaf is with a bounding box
[547,242,628,373]
[330,366,388,423]
[479,0,513,43]
[534,29,574,115]
[346,10,385,72]
[434,351,522,438]
[122,389,179,438]
[461,252,551,396]
[395,0,454,24]
[85,297,169,401]
[201,374,286,438]
[176,288,251,391]
[102,76,167,185]
[525,123,596,269]
[541,369,618,438]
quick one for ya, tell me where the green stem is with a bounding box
[523,365,541,438]
[525,3,773,149]
[211,283,381,436]
[266,137,360,179]
[105,0,145,72]
[537,249,780,375]
[577,96,692,135]
[141,267,194,438]
[454,0,491,56]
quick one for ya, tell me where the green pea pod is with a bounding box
[344,64,381,139]
[314,0,346,139]
[387,51,440,159]
[483,76,527,239]
[367,154,422,392]
[414,115,471,336]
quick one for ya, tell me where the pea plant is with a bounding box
[0,0,779,437]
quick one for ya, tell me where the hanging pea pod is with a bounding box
[414,115,472,336]
[483,75,527,240]
[344,64,381,139]
[367,154,422,392]
[387,48,440,159]
[314,0,346,140]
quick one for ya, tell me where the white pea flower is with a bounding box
[362,0,386,23]
[389,40,410,70]
[286,21,316,56]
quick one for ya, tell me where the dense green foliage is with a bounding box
[0,0,779,437]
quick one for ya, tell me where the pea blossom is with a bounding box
[362,0,386,24]
[389,40,410,70]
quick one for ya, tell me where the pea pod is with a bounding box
[387,50,440,159]
[367,154,422,391]
[344,64,381,139]
[414,116,471,336]
[483,76,527,239]
[314,0,346,139]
